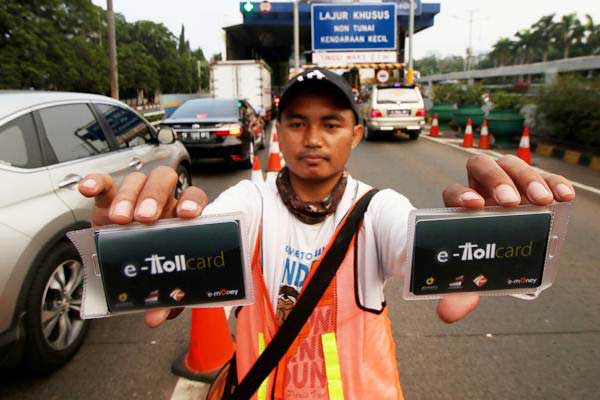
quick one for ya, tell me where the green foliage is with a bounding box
[457,85,485,107]
[491,92,523,110]
[0,1,206,96]
[415,55,464,76]
[433,84,485,106]
[536,76,600,147]
[433,84,461,105]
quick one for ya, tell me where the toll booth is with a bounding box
[224,1,440,86]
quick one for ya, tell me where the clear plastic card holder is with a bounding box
[402,203,573,301]
[67,212,254,319]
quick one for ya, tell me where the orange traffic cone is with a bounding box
[429,114,439,137]
[270,131,285,167]
[463,118,473,148]
[517,127,532,165]
[479,120,490,149]
[251,155,263,182]
[171,308,235,382]
[266,152,282,185]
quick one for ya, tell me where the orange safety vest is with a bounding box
[235,203,404,400]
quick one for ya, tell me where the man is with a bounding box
[79,68,575,399]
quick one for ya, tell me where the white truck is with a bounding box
[210,60,272,119]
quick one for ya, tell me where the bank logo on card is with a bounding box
[145,290,160,304]
[473,274,488,287]
[170,288,186,302]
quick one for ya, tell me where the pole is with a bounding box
[407,0,415,84]
[293,0,300,75]
[107,0,119,99]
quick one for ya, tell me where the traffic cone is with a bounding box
[266,152,282,184]
[251,155,263,182]
[517,127,532,165]
[479,120,490,149]
[462,118,473,148]
[270,131,285,167]
[429,114,439,137]
[171,308,235,382]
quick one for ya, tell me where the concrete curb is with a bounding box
[532,142,600,171]
[429,126,600,171]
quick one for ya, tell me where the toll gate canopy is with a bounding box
[224,1,440,84]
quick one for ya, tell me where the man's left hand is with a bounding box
[436,154,576,323]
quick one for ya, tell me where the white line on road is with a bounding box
[422,135,600,196]
[169,306,234,400]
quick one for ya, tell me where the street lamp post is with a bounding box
[107,0,119,99]
[407,0,415,85]
[293,0,300,75]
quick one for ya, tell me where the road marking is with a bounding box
[422,135,600,196]
[169,306,234,400]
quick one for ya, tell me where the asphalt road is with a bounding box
[2,133,599,400]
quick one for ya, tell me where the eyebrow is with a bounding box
[284,112,346,122]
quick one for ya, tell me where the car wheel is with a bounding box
[175,164,191,199]
[24,242,88,374]
[408,130,421,140]
[364,125,377,141]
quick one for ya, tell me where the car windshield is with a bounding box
[171,99,239,119]
[377,88,420,104]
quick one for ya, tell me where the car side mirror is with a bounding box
[157,127,176,144]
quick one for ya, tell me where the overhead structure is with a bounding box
[225,1,440,85]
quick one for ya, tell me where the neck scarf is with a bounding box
[276,167,348,225]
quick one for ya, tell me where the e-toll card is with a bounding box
[95,221,246,312]
[411,212,552,296]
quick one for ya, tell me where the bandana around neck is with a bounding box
[276,167,348,225]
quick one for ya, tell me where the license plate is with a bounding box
[388,110,410,117]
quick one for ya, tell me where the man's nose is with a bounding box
[303,124,323,147]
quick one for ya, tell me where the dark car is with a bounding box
[161,98,265,168]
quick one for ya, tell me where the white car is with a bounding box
[361,84,426,141]
[0,91,191,373]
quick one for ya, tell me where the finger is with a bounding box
[79,174,117,209]
[437,293,480,323]
[467,155,521,207]
[144,308,170,328]
[496,155,554,206]
[107,172,147,224]
[544,173,576,202]
[443,183,485,208]
[133,166,178,224]
[176,187,209,219]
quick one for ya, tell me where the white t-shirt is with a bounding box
[203,175,415,314]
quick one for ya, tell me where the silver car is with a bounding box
[0,91,191,373]
[362,84,426,141]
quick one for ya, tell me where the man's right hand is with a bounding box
[78,166,208,328]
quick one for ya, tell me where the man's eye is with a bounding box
[325,123,341,129]
[288,122,303,128]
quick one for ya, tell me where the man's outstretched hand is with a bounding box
[78,166,208,328]
[437,154,576,323]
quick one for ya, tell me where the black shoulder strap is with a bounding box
[231,188,379,400]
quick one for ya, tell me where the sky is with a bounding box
[91,0,600,60]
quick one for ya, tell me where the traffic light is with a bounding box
[242,1,254,13]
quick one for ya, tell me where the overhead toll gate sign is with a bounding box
[312,3,397,51]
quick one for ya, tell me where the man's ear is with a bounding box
[351,124,364,149]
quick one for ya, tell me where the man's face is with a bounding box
[278,90,363,182]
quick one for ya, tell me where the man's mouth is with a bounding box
[299,153,329,161]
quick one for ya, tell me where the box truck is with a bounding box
[210,60,272,119]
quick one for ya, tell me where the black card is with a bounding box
[411,213,552,296]
[95,221,246,312]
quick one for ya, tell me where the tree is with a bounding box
[178,24,190,53]
[554,13,585,59]
[531,15,556,62]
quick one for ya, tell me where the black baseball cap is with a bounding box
[278,67,360,123]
